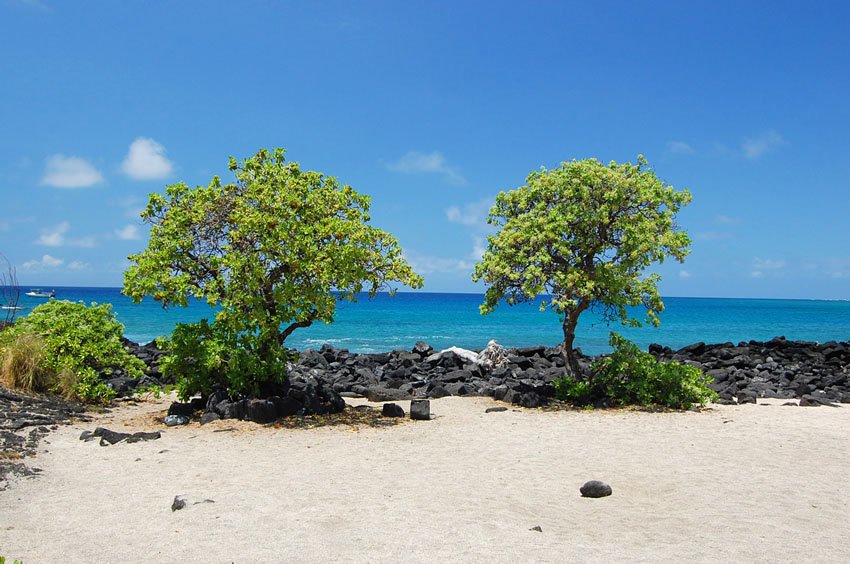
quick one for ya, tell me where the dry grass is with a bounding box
[0,333,56,393]
[56,366,79,400]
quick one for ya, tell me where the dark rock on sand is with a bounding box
[580,480,613,498]
[200,412,221,425]
[245,399,277,424]
[410,399,431,420]
[736,391,758,405]
[86,427,161,445]
[381,403,405,418]
[164,414,189,427]
[172,496,187,511]
[167,402,196,417]
[118,336,850,419]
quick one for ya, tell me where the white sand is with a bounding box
[1,396,849,563]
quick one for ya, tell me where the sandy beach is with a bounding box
[1,396,849,563]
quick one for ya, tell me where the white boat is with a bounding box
[25,289,55,298]
[1,305,23,311]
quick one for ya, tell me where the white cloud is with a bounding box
[753,257,786,270]
[68,260,89,271]
[404,252,474,275]
[22,254,64,271]
[41,155,103,188]
[36,221,96,248]
[115,224,142,241]
[36,221,69,246]
[470,236,487,260]
[446,196,493,226]
[714,215,741,225]
[750,257,786,279]
[679,270,692,278]
[121,137,174,180]
[666,141,695,155]
[385,151,466,185]
[742,130,784,159]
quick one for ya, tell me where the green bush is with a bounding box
[0,300,144,403]
[555,332,718,409]
[161,319,290,401]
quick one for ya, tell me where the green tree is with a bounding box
[124,148,423,388]
[473,156,691,376]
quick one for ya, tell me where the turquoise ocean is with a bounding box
[10,287,850,355]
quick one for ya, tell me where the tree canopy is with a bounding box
[124,148,423,357]
[473,155,691,375]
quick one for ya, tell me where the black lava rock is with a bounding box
[410,399,430,420]
[167,402,196,417]
[580,480,612,498]
[200,412,221,425]
[245,399,277,424]
[381,403,405,417]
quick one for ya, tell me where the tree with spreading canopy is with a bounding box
[472,155,691,377]
[123,148,423,394]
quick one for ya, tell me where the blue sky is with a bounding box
[1,0,848,299]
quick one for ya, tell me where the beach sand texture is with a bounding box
[1,396,848,563]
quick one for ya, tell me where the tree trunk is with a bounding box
[560,307,584,378]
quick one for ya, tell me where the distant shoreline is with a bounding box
[8,286,850,302]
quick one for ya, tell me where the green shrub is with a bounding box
[555,332,718,409]
[161,319,290,401]
[0,300,143,403]
[0,333,55,392]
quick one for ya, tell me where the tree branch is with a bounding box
[279,310,318,343]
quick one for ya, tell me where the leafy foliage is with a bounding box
[0,300,144,403]
[160,319,290,401]
[124,148,422,397]
[473,155,691,375]
[555,333,718,409]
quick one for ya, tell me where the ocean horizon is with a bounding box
[6,287,850,355]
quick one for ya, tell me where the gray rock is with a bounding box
[381,403,405,417]
[485,406,508,413]
[171,495,186,511]
[164,414,190,427]
[167,401,195,417]
[799,394,839,407]
[200,412,221,425]
[580,480,612,498]
[413,341,434,355]
[410,399,431,421]
[427,384,451,399]
[245,399,277,424]
[271,396,302,417]
[736,391,757,404]
[217,400,246,420]
[366,386,411,402]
